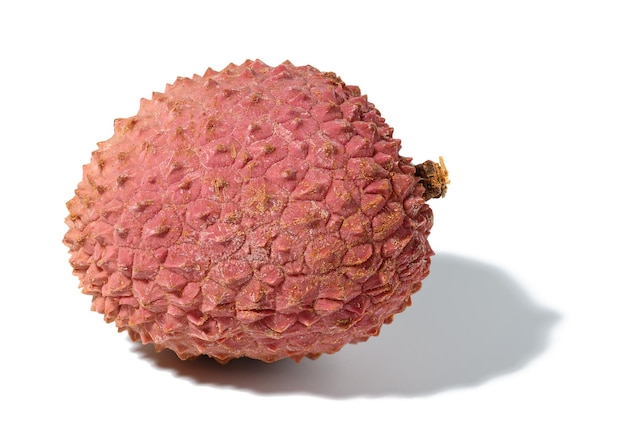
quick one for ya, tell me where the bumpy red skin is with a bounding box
[63,60,434,363]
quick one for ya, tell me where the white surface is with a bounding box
[1,1,624,438]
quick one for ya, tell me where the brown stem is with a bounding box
[415,157,449,200]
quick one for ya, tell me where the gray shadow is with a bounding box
[132,252,560,397]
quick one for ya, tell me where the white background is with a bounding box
[1,1,624,438]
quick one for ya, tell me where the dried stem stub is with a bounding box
[415,157,449,200]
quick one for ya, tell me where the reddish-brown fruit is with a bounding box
[63,60,448,363]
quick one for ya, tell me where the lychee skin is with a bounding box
[63,60,435,363]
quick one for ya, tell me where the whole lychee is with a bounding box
[63,60,448,363]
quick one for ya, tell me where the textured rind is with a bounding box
[64,60,435,363]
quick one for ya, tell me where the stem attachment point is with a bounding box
[415,157,449,200]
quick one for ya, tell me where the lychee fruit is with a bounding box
[63,60,448,363]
